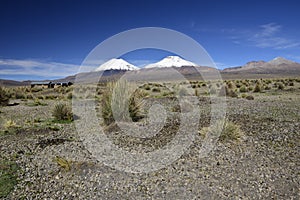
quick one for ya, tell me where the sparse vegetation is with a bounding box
[253,83,262,93]
[101,80,144,125]
[0,87,10,106]
[152,88,161,93]
[52,103,73,121]
[219,120,243,142]
[200,120,243,142]
[239,85,248,93]
[0,76,299,198]
[245,95,254,100]
[53,156,71,171]
[277,83,285,90]
[0,160,19,198]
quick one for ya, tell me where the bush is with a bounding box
[0,160,19,198]
[152,88,161,93]
[52,103,73,121]
[241,93,247,98]
[253,83,262,93]
[245,95,254,100]
[288,82,294,86]
[144,85,151,90]
[264,85,271,90]
[219,85,237,97]
[0,87,9,106]
[227,81,235,89]
[239,86,248,93]
[219,120,243,142]
[278,83,284,90]
[15,91,26,99]
[200,120,243,142]
[67,92,73,100]
[101,80,144,125]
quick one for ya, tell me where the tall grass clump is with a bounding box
[219,120,243,142]
[101,79,145,125]
[277,83,284,90]
[253,83,262,93]
[219,85,237,97]
[52,103,73,121]
[239,85,248,93]
[200,120,243,143]
[0,87,9,106]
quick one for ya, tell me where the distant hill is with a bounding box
[222,57,300,75]
[0,79,29,87]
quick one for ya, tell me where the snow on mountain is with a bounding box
[94,58,139,71]
[144,56,198,68]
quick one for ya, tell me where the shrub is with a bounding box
[53,156,71,171]
[253,83,262,93]
[219,120,243,142]
[228,89,238,98]
[37,95,45,100]
[67,92,73,100]
[0,160,19,198]
[219,85,237,97]
[227,81,235,89]
[245,95,254,100]
[26,93,34,99]
[15,91,26,99]
[3,120,18,129]
[264,85,271,90]
[152,88,161,93]
[52,103,73,121]
[239,86,248,93]
[241,93,247,98]
[144,85,151,90]
[31,87,42,93]
[200,120,243,142]
[277,83,284,90]
[101,80,144,125]
[288,82,294,86]
[0,87,9,106]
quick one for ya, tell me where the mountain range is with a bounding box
[1,56,300,86]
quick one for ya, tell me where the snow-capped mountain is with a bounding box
[94,58,139,71]
[144,56,198,68]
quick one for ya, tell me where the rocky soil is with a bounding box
[0,92,299,199]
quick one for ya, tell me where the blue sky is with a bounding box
[0,0,300,80]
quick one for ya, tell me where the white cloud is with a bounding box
[0,58,93,78]
[255,23,281,37]
[225,23,300,50]
[250,23,300,49]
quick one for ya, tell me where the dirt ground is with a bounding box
[0,81,299,199]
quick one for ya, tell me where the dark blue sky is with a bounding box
[1,0,300,80]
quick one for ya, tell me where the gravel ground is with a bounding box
[0,92,299,199]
